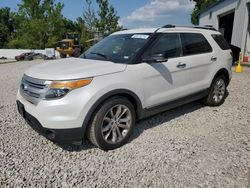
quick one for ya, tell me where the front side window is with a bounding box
[181,33,212,56]
[82,33,152,63]
[143,33,182,59]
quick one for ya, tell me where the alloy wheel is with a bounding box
[101,104,132,144]
[212,78,226,103]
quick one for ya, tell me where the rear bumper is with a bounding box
[17,100,84,143]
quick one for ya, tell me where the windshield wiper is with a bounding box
[90,52,108,60]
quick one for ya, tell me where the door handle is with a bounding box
[211,56,217,62]
[176,62,186,68]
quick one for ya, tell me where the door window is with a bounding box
[143,33,182,59]
[181,33,212,56]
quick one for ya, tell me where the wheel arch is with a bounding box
[212,68,230,86]
[81,89,143,135]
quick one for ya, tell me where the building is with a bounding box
[199,0,250,60]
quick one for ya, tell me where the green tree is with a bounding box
[95,0,122,35]
[74,17,93,48]
[77,0,97,48]
[0,8,15,48]
[83,0,97,32]
[191,0,217,25]
[2,0,122,49]
[9,0,68,49]
[78,0,122,48]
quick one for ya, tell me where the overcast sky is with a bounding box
[0,0,195,28]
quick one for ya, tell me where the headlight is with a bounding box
[44,78,92,99]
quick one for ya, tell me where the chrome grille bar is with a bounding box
[20,75,48,104]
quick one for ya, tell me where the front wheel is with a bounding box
[60,53,67,58]
[203,75,227,106]
[72,48,82,57]
[87,97,135,150]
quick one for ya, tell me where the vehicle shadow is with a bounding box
[129,101,204,143]
[130,89,229,143]
[57,139,95,152]
[58,90,229,152]
[58,101,204,152]
[151,63,173,84]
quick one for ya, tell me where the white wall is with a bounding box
[0,49,60,59]
[199,0,249,51]
[199,0,237,30]
[246,20,250,56]
[232,0,250,50]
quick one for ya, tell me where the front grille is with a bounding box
[20,75,48,104]
[24,79,45,89]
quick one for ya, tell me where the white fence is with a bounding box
[0,49,60,59]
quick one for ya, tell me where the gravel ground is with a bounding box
[0,59,16,65]
[0,60,250,187]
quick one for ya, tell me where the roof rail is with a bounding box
[162,24,175,28]
[192,26,217,31]
[155,24,217,32]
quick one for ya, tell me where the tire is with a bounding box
[87,97,136,150]
[203,75,227,106]
[24,56,33,61]
[60,53,67,58]
[33,54,44,60]
[72,48,81,57]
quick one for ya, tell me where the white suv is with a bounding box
[17,25,232,150]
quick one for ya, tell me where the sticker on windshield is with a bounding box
[131,34,149,39]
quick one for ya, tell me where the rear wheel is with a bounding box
[203,75,227,106]
[87,97,135,150]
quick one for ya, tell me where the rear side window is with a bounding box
[181,33,212,56]
[211,34,230,50]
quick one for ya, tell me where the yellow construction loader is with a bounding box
[56,33,84,58]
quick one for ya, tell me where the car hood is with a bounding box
[25,58,127,80]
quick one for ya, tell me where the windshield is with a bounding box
[81,33,152,63]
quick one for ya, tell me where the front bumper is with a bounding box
[17,100,84,143]
[16,84,95,143]
[17,88,91,129]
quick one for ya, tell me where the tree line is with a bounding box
[0,0,122,49]
[0,0,216,49]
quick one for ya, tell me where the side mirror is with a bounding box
[142,53,168,63]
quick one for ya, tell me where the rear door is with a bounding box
[179,32,215,92]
